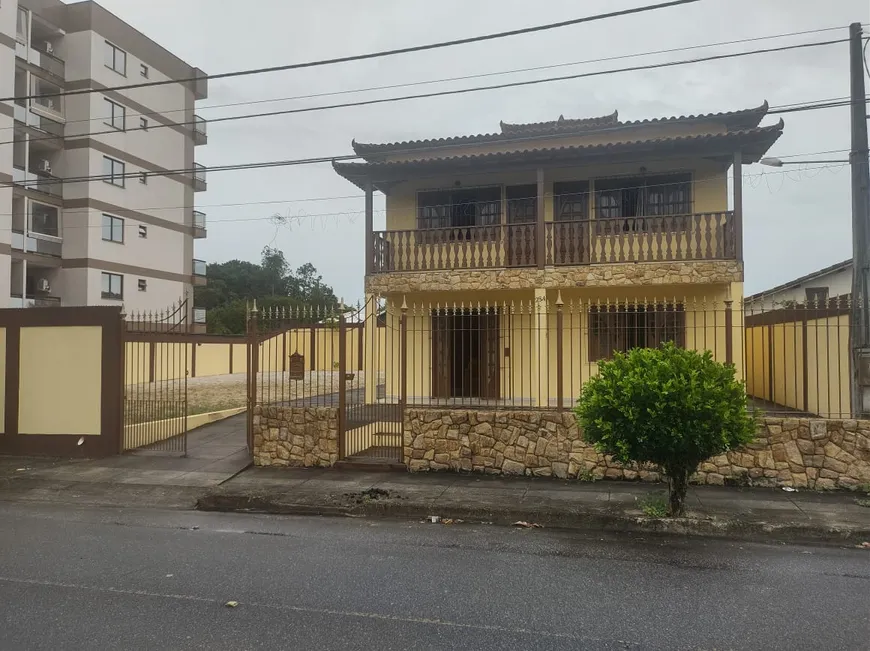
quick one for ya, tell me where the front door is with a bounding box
[431,310,500,401]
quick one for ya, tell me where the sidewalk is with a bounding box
[2,455,868,545]
[198,466,870,545]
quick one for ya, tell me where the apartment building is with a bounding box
[0,0,208,322]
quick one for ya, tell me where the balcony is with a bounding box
[28,45,65,80]
[9,295,62,308]
[192,259,207,286]
[14,105,64,139]
[12,167,63,199]
[370,212,735,273]
[193,210,206,238]
[194,308,206,324]
[12,230,63,257]
[193,163,206,192]
[192,115,207,146]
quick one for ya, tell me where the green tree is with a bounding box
[194,248,338,334]
[574,343,755,516]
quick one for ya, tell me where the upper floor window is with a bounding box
[104,41,126,76]
[417,187,500,231]
[554,181,590,222]
[104,98,125,130]
[805,287,829,307]
[16,8,28,43]
[506,185,536,224]
[140,117,149,131]
[595,174,691,221]
[140,64,149,78]
[103,156,125,187]
[102,214,124,243]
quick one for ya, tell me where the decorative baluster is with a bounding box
[703,213,713,259]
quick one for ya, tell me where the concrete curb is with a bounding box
[196,492,870,546]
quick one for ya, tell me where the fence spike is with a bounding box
[555,290,564,307]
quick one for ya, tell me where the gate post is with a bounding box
[556,291,564,411]
[337,312,347,459]
[246,300,259,454]
[400,298,408,409]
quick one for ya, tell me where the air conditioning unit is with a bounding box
[37,159,51,173]
[36,278,50,293]
[45,98,55,110]
[44,41,53,54]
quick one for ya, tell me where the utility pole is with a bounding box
[849,22,870,418]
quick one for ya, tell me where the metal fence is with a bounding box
[248,296,857,461]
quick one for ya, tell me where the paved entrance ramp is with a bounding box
[25,414,250,488]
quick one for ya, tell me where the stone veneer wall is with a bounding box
[366,260,742,294]
[403,409,870,490]
[253,406,338,468]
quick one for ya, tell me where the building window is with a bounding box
[417,187,500,234]
[805,287,829,307]
[138,279,147,292]
[104,41,126,75]
[140,64,149,78]
[140,117,149,131]
[589,303,685,362]
[139,172,147,185]
[104,98,125,130]
[138,225,147,238]
[102,214,124,243]
[101,272,123,300]
[103,156,125,187]
[595,174,692,223]
[554,181,590,221]
[16,8,28,44]
[506,185,536,224]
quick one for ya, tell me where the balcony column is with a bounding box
[364,179,374,276]
[733,151,743,261]
[536,168,545,269]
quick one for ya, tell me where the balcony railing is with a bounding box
[193,163,206,191]
[12,168,63,198]
[194,308,207,324]
[193,259,207,276]
[193,210,206,229]
[10,295,61,308]
[29,46,64,78]
[370,211,735,273]
[192,115,207,145]
[12,230,62,257]
[32,94,62,117]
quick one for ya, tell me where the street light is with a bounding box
[760,157,849,167]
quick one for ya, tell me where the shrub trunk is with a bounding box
[666,468,691,517]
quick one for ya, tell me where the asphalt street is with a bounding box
[0,503,867,650]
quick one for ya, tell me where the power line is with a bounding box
[3,0,701,103]
[0,24,849,135]
[2,161,848,225]
[5,38,849,150]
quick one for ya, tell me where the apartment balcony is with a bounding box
[14,104,64,141]
[193,163,207,192]
[370,211,736,273]
[9,295,62,308]
[193,210,207,238]
[192,259,207,286]
[12,167,63,199]
[23,45,65,80]
[192,307,207,333]
[193,115,207,146]
[16,10,65,81]
[12,230,63,258]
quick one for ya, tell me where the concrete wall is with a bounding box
[403,409,870,490]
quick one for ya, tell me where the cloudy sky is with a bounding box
[96,0,869,301]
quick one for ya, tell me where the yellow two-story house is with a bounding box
[333,103,783,410]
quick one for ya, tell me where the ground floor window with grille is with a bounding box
[431,308,500,400]
[589,303,685,361]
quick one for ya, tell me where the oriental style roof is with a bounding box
[350,102,771,158]
[334,120,784,191]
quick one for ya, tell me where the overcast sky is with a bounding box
[96,0,869,302]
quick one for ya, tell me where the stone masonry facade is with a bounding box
[403,409,870,490]
[253,406,339,468]
[366,260,743,294]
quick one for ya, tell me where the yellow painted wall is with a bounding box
[744,313,850,419]
[195,343,233,377]
[19,326,102,435]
